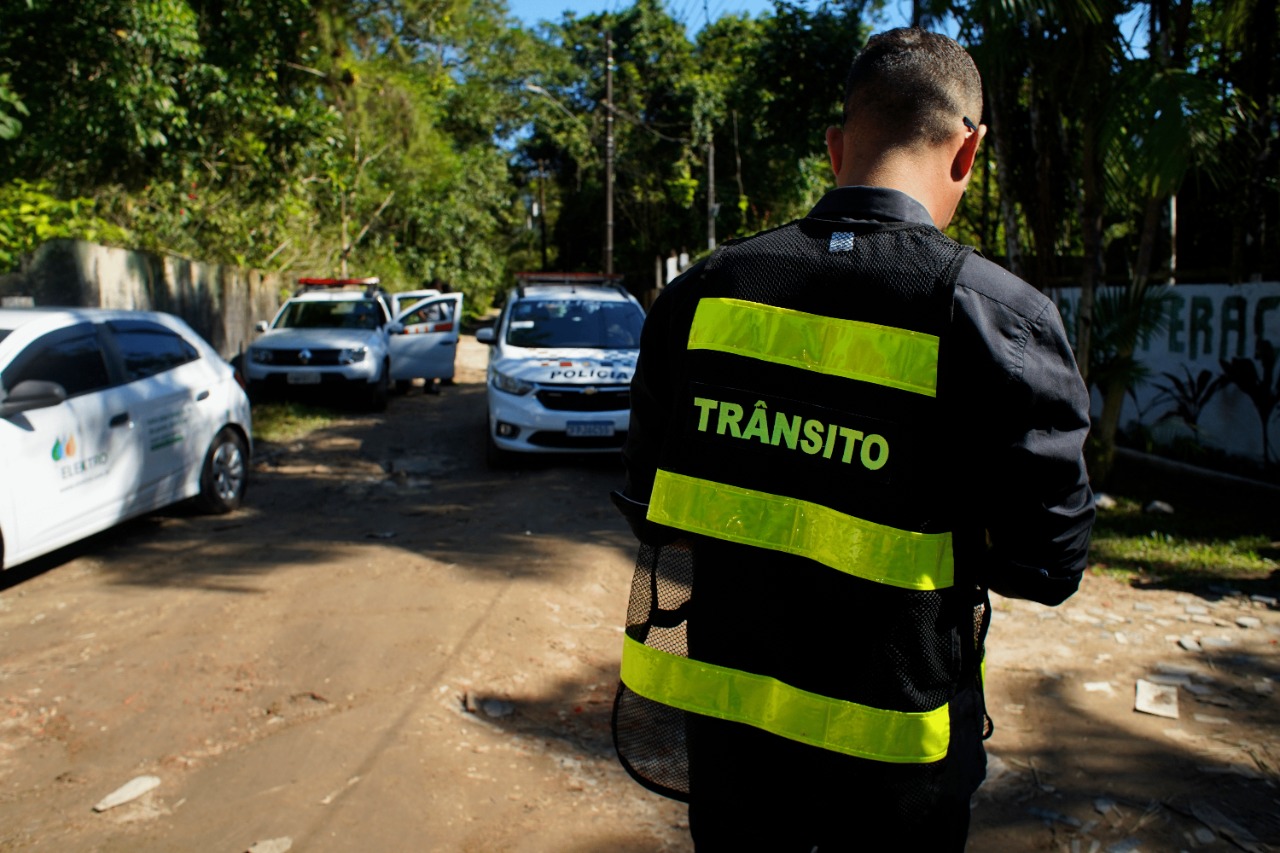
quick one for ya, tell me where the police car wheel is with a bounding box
[425,378,441,395]
[196,428,248,514]
[365,363,391,412]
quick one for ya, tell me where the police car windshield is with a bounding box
[505,299,643,349]
[276,299,385,330]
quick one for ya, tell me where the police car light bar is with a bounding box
[296,277,382,297]
[297,277,381,287]
[514,272,625,298]
[515,272,621,284]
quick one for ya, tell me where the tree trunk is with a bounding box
[1090,194,1162,485]
[1077,125,1102,390]
[986,89,1024,279]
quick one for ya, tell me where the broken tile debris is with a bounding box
[1134,679,1179,719]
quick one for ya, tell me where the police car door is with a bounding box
[0,323,145,562]
[388,293,464,383]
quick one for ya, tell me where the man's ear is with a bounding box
[825,126,845,179]
[951,123,986,182]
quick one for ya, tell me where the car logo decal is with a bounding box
[299,348,312,364]
[51,434,77,462]
[583,386,598,396]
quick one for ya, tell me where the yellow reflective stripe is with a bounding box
[688,298,939,397]
[648,469,953,591]
[621,634,950,764]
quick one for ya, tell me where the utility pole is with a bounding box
[537,158,549,272]
[604,29,615,276]
[707,136,716,251]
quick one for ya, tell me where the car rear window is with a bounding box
[505,299,644,349]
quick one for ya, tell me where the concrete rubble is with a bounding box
[979,579,1279,852]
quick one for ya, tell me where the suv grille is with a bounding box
[536,386,630,412]
[270,349,344,366]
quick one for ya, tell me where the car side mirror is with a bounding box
[0,379,68,418]
[254,320,269,333]
[387,321,405,335]
[475,327,495,344]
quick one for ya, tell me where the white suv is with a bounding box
[476,274,645,465]
[243,278,462,410]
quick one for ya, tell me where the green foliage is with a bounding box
[1101,65,1232,202]
[696,3,865,237]
[1152,366,1227,441]
[0,180,129,272]
[0,73,28,141]
[251,401,341,444]
[520,0,867,281]
[0,0,207,186]
[1091,496,1278,584]
[1088,285,1174,395]
[1091,529,1278,577]
[0,0,1273,321]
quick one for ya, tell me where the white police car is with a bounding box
[0,307,252,570]
[475,274,645,465]
[243,278,462,409]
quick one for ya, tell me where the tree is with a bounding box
[525,0,700,278]
[1220,341,1280,467]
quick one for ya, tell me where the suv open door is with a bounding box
[388,293,465,388]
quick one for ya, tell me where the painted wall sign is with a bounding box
[1051,282,1280,463]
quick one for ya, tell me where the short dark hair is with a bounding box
[841,28,983,148]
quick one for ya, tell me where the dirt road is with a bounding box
[1,338,1277,853]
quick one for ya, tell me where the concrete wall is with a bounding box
[1051,282,1280,464]
[0,239,283,360]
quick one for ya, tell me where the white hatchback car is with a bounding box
[475,275,645,465]
[0,307,252,570]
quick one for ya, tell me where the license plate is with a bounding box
[286,372,322,385]
[566,421,614,437]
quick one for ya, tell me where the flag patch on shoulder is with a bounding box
[829,232,855,252]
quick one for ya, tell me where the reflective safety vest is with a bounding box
[615,220,983,802]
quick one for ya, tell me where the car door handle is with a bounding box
[109,412,131,428]
[196,390,210,402]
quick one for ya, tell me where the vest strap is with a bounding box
[648,469,954,591]
[688,298,940,397]
[621,634,950,763]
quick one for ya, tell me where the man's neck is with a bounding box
[838,146,958,229]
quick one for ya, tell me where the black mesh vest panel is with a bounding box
[614,217,989,816]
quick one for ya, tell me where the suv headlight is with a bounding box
[250,348,274,364]
[339,347,367,365]
[491,368,534,396]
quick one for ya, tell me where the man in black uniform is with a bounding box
[610,28,1094,851]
